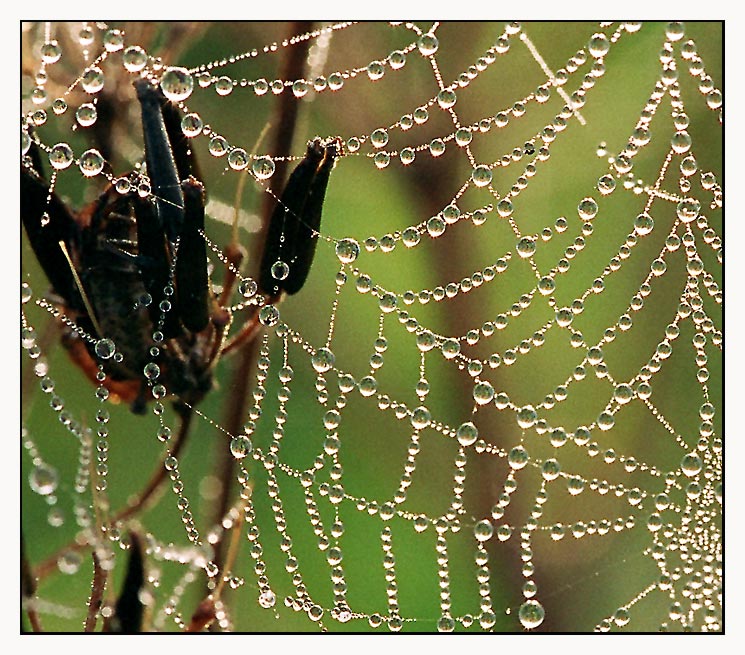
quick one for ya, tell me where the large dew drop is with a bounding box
[161,67,194,102]
[29,463,58,495]
[335,238,360,264]
[519,599,545,629]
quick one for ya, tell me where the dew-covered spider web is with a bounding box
[20,21,723,633]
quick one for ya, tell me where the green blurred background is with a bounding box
[21,21,722,632]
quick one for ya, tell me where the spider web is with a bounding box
[20,21,723,633]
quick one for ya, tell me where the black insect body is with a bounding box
[22,77,338,413]
[260,136,341,297]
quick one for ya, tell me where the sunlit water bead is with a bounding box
[253,156,275,180]
[75,102,97,127]
[180,112,203,138]
[57,549,83,575]
[230,434,253,459]
[473,380,495,405]
[81,66,105,94]
[634,212,654,236]
[597,174,616,195]
[123,51,150,80]
[335,237,360,264]
[29,462,58,496]
[267,259,290,282]
[258,305,280,326]
[578,196,598,221]
[519,599,545,629]
[588,32,610,58]
[516,405,537,429]
[671,130,692,154]
[516,236,536,259]
[312,347,335,373]
[474,519,493,542]
[418,32,439,57]
[472,165,493,187]
[437,88,457,109]
[677,198,700,223]
[410,406,431,430]
[456,421,478,447]
[79,149,105,177]
[370,128,389,149]
[227,148,249,171]
[681,452,702,477]
[40,40,62,64]
[94,338,116,360]
[161,67,194,102]
[49,143,74,170]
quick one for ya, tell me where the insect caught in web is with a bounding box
[21,76,341,415]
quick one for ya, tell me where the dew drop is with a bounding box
[578,197,598,221]
[677,198,700,223]
[456,421,478,447]
[230,435,253,459]
[312,347,335,373]
[29,463,58,495]
[123,45,148,72]
[259,305,280,326]
[81,66,104,94]
[516,237,536,259]
[588,33,610,58]
[472,165,493,187]
[21,130,31,156]
[144,362,160,380]
[79,149,105,177]
[418,33,439,56]
[239,278,257,298]
[634,212,654,236]
[95,338,116,360]
[681,452,702,477]
[209,135,229,157]
[519,600,545,629]
[410,406,431,430]
[228,148,249,171]
[516,405,537,429]
[252,156,275,180]
[270,260,290,281]
[441,338,461,359]
[57,550,83,575]
[597,411,615,431]
[49,143,74,170]
[508,445,529,469]
[473,380,495,405]
[335,238,360,264]
[75,102,97,127]
[181,112,203,137]
[161,67,194,102]
[258,590,276,608]
[370,128,389,148]
[437,89,457,109]
[40,40,62,64]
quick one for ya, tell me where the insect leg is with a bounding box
[175,177,210,333]
[21,147,85,313]
[134,79,185,243]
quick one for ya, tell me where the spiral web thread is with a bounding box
[20,21,722,632]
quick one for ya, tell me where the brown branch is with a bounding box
[208,20,314,572]
[83,550,107,632]
[21,533,43,632]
